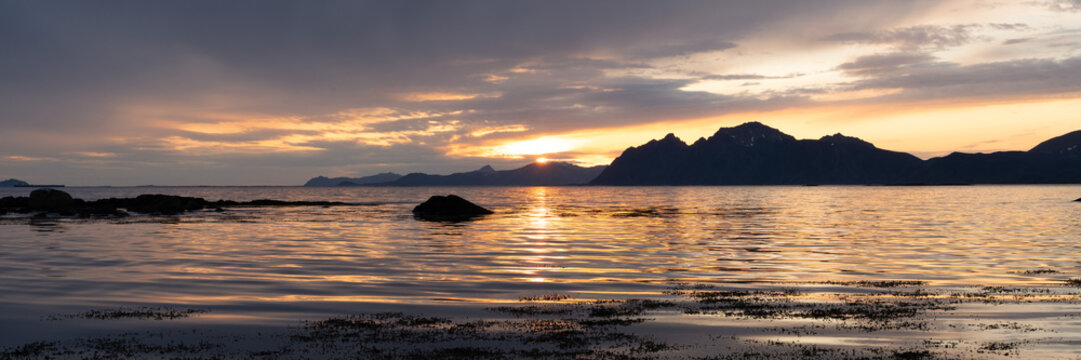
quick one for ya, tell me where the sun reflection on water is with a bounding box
[1,185,1081,313]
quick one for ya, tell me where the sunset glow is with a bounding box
[1,1,1079,185]
[5,3,1081,358]
[493,137,579,157]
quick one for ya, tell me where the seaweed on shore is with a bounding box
[6,280,1081,359]
[288,311,677,359]
[817,280,926,288]
[45,306,210,321]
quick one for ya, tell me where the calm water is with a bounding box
[2,185,1081,355]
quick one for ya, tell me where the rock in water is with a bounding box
[28,188,74,210]
[126,194,209,215]
[412,195,493,221]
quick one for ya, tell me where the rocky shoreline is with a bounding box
[0,189,353,218]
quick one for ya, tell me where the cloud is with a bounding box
[1,0,1078,184]
[1002,37,1034,45]
[823,24,980,50]
[699,73,805,81]
[836,53,939,76]
[1046,0,1081,11]
[847,56,1081,101]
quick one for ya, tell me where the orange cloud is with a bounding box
[397,92,499,102]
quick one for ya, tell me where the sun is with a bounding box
[535,157,549,164]
[496,136,577,156]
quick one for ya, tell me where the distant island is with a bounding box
[305,162,606,187]
[304,172,404,186]
[0,178,64,187]
[591,122,1081,185]
[0,179,29,187]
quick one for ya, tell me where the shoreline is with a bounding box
[4,279,1081,358]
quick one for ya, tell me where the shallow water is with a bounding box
[2,185,1081,357]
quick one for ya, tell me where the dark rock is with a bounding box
[244,199,290,206]
[241,199,347,206]
[76,202,125,218]
[1,192,357,219]
[28,189,74,211]
[1075,197,1081,202]
[124,194,209,214]
[0,196,28,209]
[412,195,493,221]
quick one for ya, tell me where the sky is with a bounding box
[2,0,1080,186]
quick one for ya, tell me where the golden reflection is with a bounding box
[513,187,562,282]
[6,186,1081,338]
[8,187,1081,358]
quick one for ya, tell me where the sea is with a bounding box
[1,185,1080,358]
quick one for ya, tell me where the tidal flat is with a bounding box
[1,186,1080,358]
[6,279,1081,359]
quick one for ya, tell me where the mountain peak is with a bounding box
[476,165,496,173]
[709,122,795,147]
[732,121,772,130]
[591,122,928,185]
[1030,130,1081,158]
[644,133,688,147]
[820,133,873,147]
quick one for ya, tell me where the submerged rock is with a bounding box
[412,195,493,221]
[28,188,74,211]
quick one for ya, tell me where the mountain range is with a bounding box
[304,122,1081,186]
[305,162,606,187]
[304,172,404,186]
[590,122,1081,185]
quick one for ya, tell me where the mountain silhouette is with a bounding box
[591,122,1081,185]
[914,131,1081,184]
[0,178,29,187]
[304,172,403,186]
[1029,130,1081,160]
[384,162,606,186]
[591,122,923,185]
